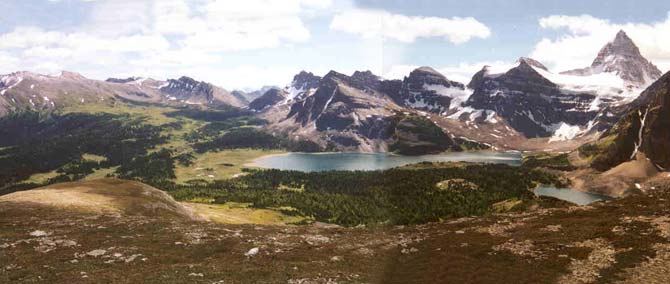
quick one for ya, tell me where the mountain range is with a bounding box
[0,30,666,159]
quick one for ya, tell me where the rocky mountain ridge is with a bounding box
[0,71,247,116]
[463,57,600,138]
[0,31,665,154]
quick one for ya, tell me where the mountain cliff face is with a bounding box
[561,30,662,88]
[461,31,663,142]
[464,58,599,138]
[264,70,483,153]
[286,70,398,133]
[390,67,470,114]
[582,71,670,171]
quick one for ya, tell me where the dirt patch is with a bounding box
[493,239,543,259]
[614,243,670,283]
[558,238,617,284]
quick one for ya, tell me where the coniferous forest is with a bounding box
[0,109,562,226]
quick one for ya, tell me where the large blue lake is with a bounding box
[248,151,522,172]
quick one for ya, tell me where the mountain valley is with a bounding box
[2,28,670,284]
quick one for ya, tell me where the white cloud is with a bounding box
[530,13,670,72]
[154,0,331,51]
[0,0,334,89]
[0,28,169,53]
[0,51,19,73]
[330,9,491,44]
[85,1,152,36]
[182,65,303,90]
[129,49,223,68]
[153,0,206,35]
[176,0,323,51]
[0,27,63,49]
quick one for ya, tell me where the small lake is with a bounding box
[248,151,522,172]
[534,186,613,205]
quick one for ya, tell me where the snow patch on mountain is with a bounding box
[446,107,498,124]
[405,97,437,110]
[484,110,498,123]
[447,106,475,120]
[548,123,582,142]
[422,83,473,109]
[530,65,637,99]
[0,74,24,95]
[285,86,304,101]
[283,85,315,104]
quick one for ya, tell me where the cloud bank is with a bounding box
[330,9,491,44]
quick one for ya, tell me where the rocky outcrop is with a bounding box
[465,58,598,138]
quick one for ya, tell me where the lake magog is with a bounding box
[248,152,522,172]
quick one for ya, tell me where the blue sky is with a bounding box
[1,0,669,90]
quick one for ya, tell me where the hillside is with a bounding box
[580,70,670,171]
[0,179,200,219]
[2,176,670,283]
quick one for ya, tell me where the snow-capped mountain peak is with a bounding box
[561,30,662,88]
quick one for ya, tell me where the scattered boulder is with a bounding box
[29,230,49,237]
[245,247,259,257]
[87,249,107,257]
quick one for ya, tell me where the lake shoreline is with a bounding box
[247,151,523,172]
[533,185,614,205]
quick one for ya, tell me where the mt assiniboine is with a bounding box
[562,30,662,88]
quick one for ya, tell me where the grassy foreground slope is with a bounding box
[1,176,670,283]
